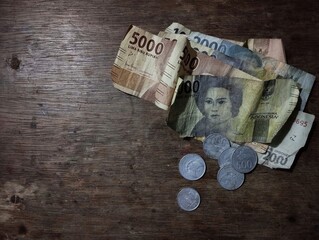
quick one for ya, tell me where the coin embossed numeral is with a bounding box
[129,32,164,55]
[235,160,253,169]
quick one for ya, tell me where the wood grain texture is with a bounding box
[0,0,318,239]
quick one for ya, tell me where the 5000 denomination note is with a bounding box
[111,25,187,110]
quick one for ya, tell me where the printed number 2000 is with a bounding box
[264,150,288,166]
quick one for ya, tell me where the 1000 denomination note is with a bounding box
[111,25,187,110]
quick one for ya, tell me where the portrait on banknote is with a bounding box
[167,74,264,142]
[191,76,243,137]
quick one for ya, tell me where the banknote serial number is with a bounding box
[129,32,164,55]
[295,118,308,127]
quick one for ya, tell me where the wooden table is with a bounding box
[1,0,318,239]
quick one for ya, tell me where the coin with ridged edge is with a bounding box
[179,154,206,180]
[231,145,258,173]
[203,133,231,159]
[177,187,201,211]
[217,164,245,190]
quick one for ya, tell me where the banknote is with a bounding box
[165,23,286,63]
[246,38,286,63]
[111,25,188,110]
[160,32,300,143]
[111,25,265,111]
[258,111,315,169]
[167,74,299,143]
[165,22,315,111]
[112,26,300,143]
[165,23,314,165]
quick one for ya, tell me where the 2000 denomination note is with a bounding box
[166,22,315,110]
[166,23,286,64]
[111,25,187,110]
[258,111,315,169]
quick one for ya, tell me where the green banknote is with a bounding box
[159,31,299,143]
[168,75,299,143]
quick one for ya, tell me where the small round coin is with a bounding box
[177,187,201,211]
[218,147,236,168]
[179,154,206,180]
[217,164,245,191]
[203,133,231,159]
[231,145,258,173]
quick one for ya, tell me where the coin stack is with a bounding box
[177,133,258,211]
[203,133,257,190]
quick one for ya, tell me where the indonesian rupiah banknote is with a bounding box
[164,23,315,168]
[111,25,188,110]
[165,22,314,110]
[111,24,314,168]
[159,32,300,143]
[168,74,299,143]
[112,25,300,143]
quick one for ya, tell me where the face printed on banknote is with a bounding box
[191,76,243,137]
[167,75,264,142]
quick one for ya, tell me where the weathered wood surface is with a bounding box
[0,0,319,239]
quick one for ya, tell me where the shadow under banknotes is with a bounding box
[269,96,302,147]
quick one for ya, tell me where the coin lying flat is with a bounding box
[217,164,245,190]
[231,145,258,173]
[218,147,236,168]
[177,187,201,211]
[203,133,231,159]
[179,154,206,181]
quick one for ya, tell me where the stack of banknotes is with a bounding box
[111,23,316,169]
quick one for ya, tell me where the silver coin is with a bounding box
[179,154,206,181]
[203,133,231,159]
[218,147,236,168]
[231,145,258,173]
[177,187,200,211]
[217,164,245,190]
